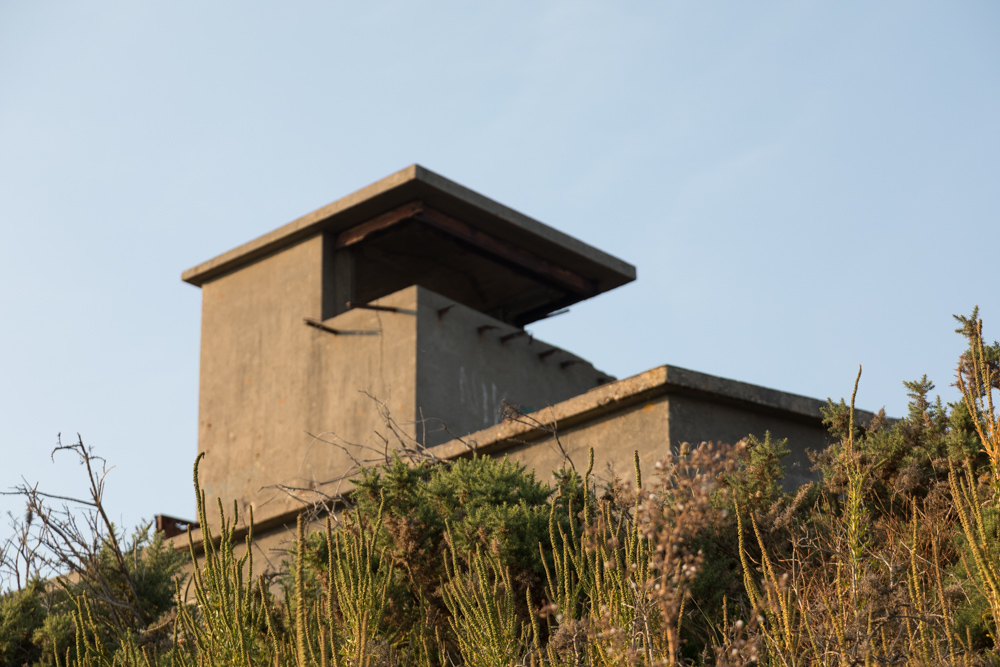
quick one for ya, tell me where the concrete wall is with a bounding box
[198,236,326,524]
[196,255,612,524]
[182,361,846,583]
[172,508,326,599]
[196,237,420,526]
[503,396,671,487]
[427,364,846,493]
[413,287,613,447]
[495,393,829,492]
[667,395,832,490]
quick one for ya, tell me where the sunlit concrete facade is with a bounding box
[172,165,857,562]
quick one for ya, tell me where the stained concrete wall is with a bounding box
[667,395,832,490]
[196,249,612,525]
[480,392,828,492]
[413,287,613,447]
[197,235,327,523]
[182,167,846,582]
[196,237,420,525]
[181,363,853,583]
[172,508,325,599]
[425,365,851,493]
[502,396,671,487]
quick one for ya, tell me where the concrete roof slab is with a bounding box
[182,165,637,297]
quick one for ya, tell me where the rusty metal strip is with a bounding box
[332,200,596,299]
[346,301,400,313]
[500,330,528,343]
[415,207,597,297]
[515,299,577,327]
[333,200,425,249]
[303,317,341,335]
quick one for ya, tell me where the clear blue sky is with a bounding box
[1,2,998,538]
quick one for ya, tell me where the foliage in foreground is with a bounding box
[2,309,1000,666]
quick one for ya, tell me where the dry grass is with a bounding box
[5,312,1000,666]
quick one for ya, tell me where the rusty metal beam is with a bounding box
[346,301,400,313]
[416,207,596,297]
[155,514,198,539]
[514,298,577,328]
[304,317,341,335]
[333,200,597,300]
[500,330,528,343]
[333,201,425,249]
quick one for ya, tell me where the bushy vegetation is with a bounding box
[2,310,1000,665]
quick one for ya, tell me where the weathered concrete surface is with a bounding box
[196,237,420,526]
[426,364,867,491]
[179,362,865,579]
[180,165,871,578]
[196,271,612,526]
[667,395,826,490]
[171,506,327,599]
[413,288,613,446]
[182,165,636,299]
[188,166,639,526]
[502,396,671,488]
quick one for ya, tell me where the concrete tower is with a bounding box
[182,165,635,522]
[176,165,868,548]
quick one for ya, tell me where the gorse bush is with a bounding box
[2,309,1000,665]
[0,439,185,667]
[345,454,563,631]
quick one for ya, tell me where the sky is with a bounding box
[1,2,998,546]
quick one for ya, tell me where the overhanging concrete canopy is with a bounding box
[182,165,636,325]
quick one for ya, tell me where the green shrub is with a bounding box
[0,579,46,666]
[5,309,1000,666]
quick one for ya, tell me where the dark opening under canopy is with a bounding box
[183,165,636,326]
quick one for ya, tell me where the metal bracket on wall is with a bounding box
[346,301,401,313]
[304,317,341,335]
[537,308,570,321]
[303,318,381,336]
[500,330,529,344]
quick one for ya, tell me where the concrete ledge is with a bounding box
[176,506,311,557]
[424,364,869,461]
[657,366,837,423]
[181,165,636,291]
